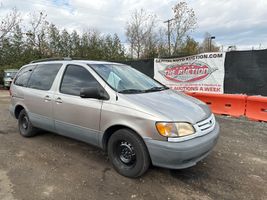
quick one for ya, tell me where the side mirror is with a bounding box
[80,87,109,100]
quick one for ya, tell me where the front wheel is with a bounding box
[108,129,150,178]
[18,109,38,137]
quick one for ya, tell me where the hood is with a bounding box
[122,89,211,124]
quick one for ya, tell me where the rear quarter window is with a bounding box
[14,65,36,87]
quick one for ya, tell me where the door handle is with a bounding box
[44,95,51,102]
[55,97,63,103]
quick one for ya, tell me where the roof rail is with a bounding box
[30,57,72,64]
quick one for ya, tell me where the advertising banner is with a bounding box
[154,52,226,93]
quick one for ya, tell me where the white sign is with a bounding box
[154,52,226,93]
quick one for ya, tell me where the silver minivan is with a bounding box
[9,59,220,178]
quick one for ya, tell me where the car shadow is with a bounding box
[169,165,210,181]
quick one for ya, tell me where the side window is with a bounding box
[28,63,62,90]
[14,65,36,87]
[60,65,100,96]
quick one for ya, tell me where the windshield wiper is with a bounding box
[119,89,145,94]
[144,86,169,92]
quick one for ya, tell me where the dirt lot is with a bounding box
[0,90,266,200]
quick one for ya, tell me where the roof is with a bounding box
[29,57,119,65]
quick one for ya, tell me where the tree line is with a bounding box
[0,10,125,71]
[0,2,220,71]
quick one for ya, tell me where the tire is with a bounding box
[18,109,38,137]
[108,129,150,178]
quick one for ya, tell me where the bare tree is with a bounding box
[156,27,168,57]
[0,8,21,40]
[26,11,49,55]
[126,9,157,59]
[199,32,220,53]
[180,36,199,55]
[170,1,197,54]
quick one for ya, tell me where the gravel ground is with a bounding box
[0,90,266,200]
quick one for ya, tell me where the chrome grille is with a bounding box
[195,114,216,135]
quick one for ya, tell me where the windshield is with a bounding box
[89,64,168,94]
[4,72,17,79]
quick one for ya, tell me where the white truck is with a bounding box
[3,69,18,89]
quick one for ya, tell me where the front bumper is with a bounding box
[4,81,11,87]
[145,122,220,169]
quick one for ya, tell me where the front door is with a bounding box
[53,64,103,146]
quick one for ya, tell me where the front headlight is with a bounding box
[156,122,195,137]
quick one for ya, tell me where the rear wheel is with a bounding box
[18,109,38,137]
[108,129,150,178]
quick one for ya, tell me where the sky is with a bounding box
[0,0,267,51]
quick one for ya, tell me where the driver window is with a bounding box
[60,65,100,96]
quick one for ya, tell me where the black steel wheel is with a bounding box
[117,140,136,165]
[18,109,38,137]
[108,129,150,178]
